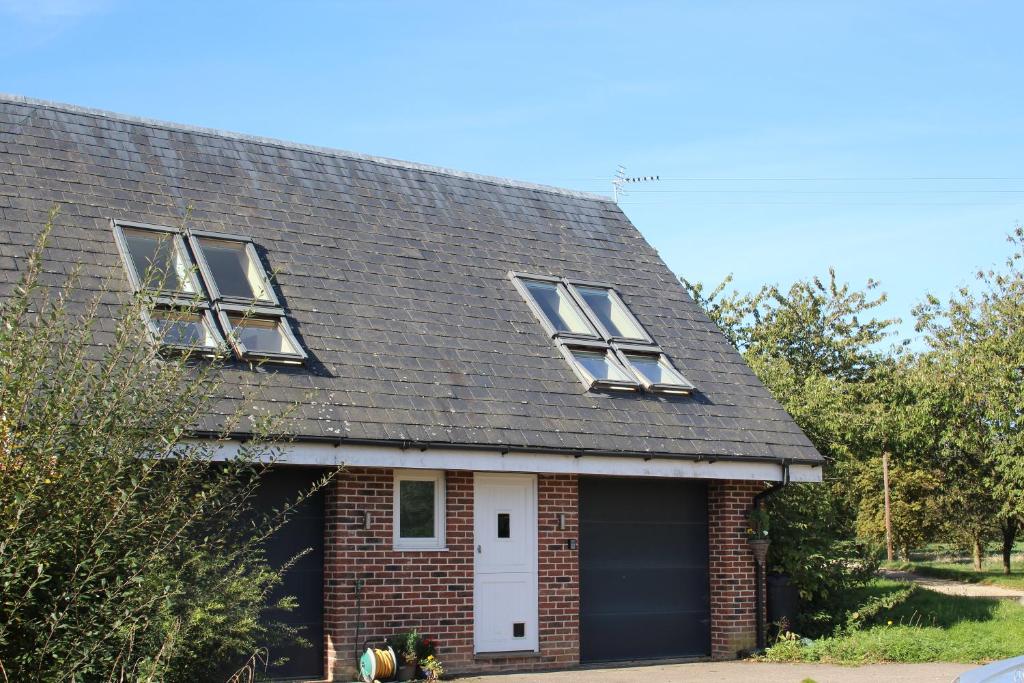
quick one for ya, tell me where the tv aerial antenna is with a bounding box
[612,165,660,203]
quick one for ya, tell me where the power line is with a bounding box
[562,176,1024,182]
[616,200,1024,206]
[590,189,1024,194]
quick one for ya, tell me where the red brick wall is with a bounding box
[536,474,579,666]
[707,479,765,659]
[323,468,579,680]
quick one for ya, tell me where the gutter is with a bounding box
[754,460,792,507]
[187,430,823,469]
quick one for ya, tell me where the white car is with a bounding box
[955,655,1024,683]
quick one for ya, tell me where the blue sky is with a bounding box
[3,1,1022,344]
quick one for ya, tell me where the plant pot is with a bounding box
[748,538,770,565]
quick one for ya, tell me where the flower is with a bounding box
[887,620,893,625]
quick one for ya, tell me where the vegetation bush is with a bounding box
[763,580,1023,664]
[0,216,330,681]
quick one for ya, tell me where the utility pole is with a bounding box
[883,451,894,562]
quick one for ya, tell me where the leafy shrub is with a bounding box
[766,483,880,636]
[0,217,330,681]
[843,584,916,633]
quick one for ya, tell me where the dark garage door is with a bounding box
[254,466,326,680]
[579,477,709,663]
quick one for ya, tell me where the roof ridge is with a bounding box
[0,93,615,203]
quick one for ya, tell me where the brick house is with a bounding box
[0,95,823,681]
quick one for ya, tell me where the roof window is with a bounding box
[565,347,638,391]
[222,314,303,360]
[146,309,223,352]
[512,272,693,395]
[574,285,649,341]
[620,350,694,394]
[521,279,596,336]
[113,221,306,364]
[191,235,276,304]
[115,224,200,296]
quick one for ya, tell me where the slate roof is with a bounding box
[0,94,822,465]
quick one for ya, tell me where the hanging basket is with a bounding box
[748,538,770,565]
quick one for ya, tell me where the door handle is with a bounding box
[477,544,482,554]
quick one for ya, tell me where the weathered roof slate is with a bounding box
[0,94,822,465]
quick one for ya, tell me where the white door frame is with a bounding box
[473,472,539,653]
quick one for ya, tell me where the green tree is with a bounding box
[685,270,896,632]
[915,227,1024,573]
[0,218,330,681]
[854,457,944,560]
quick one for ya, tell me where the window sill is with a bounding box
[392,545,449,552]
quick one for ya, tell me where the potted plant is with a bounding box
[746,502,770,564]
[403,629,421,680]
[391,629,439,680]
[420,654,445,681]
[385,630,415,681]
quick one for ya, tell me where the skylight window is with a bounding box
[520,279,596,336]
[113,221,306,364]
[621,351,694,394]
[222,315,305,360]
[511,271,694,395]
[147,309,223,352]
[190,235,276,304]
[566,347,637,391]
[573,285,649,341]
[115,224,199,296]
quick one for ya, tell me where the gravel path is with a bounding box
[880,569,1024,601]
[457,661,973,682]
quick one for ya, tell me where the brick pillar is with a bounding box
[536,474,580,667]
[707,479,765,659]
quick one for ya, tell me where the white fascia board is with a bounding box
[203,440,822,483]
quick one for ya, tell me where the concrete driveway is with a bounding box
[457,661,974,682]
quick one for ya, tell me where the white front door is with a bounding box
[474,473,539,653]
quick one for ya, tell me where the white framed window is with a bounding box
[393,470,446,551]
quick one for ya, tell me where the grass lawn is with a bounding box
[762,579,1024,664]
[885,558,1024,591]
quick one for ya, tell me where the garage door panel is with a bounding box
[579,477,709,663]
[581,566,709,614]
[251,467,326,680]
[580,521,708,567]
[580,478,707,522]
[581,611,710,661]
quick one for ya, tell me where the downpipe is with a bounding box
[752,461,790,651]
